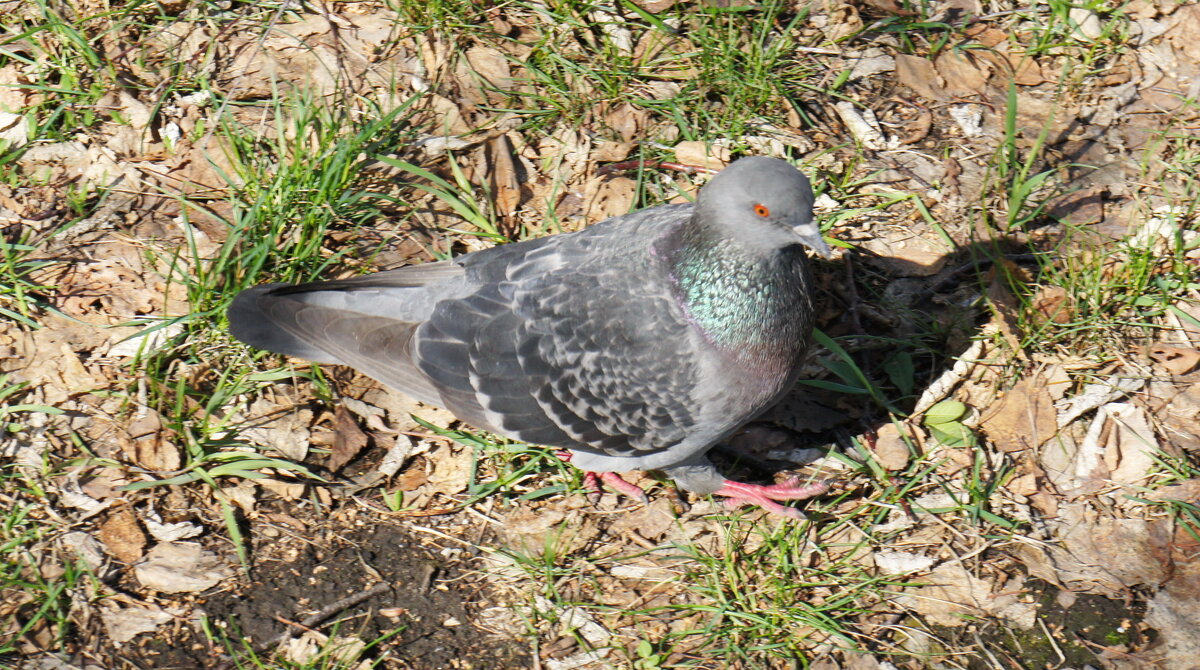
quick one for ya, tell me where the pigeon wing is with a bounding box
[416,223,701,457]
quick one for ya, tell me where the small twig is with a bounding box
[842,252,864,335]
[596,160,719,176]
[215,582,392,669]
[256,583,391,653]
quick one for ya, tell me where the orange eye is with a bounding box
[753,204,770,217]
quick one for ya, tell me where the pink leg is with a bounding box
[712,479,829,520]
[558,452,650,504]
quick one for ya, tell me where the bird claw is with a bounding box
[582,471,650,505]
[562,450,650,505]
[713,478,829,520]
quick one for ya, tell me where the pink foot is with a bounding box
[557,451,650,504]
[581,471,650,504]
[712,479,829,519]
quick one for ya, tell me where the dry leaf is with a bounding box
[143,510,204,542]
[119,410,181,472]
[1145,562,1200,670]
[870,423,910,471]
[895,564,991,627]
[258,478,308,501]
[1162,383,1200,452]
[857,0,916,15]
[895,54,946,101]
[134,542,232,593]
[603,102,648,142]
[607,497,677,541]
[1047,185,1107,225]
[97,507,147,564]
[488,134,523,222]
[1150,344,1200,375]
[406,444,473,507]
[583,176,636,223]
[900,108,933,144]
[241,397,312,461]
[934,50,992,98]
[859,232,949,276]
[1031,285,1073,324]
[100,606,174,644]
[330,404,370,473]
[837,102,890,151]
[986,262,1026,357]
[591,141,633,163]
[222,480,258,516]
[1013,503,1170,596]
[980,377,1057,452]
[820,1,863,42]
[873,550,935,575]
[1040,363,1072,401]
[464,45,514,98]
[629,0,678,10]
[673,141,729,171]
[1103,403,1159,484]
[1006,53,1045,86]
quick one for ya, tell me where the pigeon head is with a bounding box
[695,157,831,259]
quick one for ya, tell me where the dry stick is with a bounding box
[257,581,392,651]
[596,160,720,176]
[217,582,393,669]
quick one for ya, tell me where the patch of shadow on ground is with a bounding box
[131,523,529,669]
[937,578,1153,669]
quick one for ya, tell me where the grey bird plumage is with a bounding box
[229,157,831,510]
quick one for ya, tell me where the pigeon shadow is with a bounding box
[713,230,1053,495]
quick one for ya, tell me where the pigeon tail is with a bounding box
[228,285,341,363]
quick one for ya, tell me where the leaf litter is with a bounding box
[2,0,1200,668]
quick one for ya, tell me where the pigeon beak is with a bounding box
[794,225,834,259]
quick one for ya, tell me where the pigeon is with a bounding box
[228,156,832,517]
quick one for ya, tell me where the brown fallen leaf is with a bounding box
[1162,381,1200,452]
[629,0,678,11]
[464,45,514,102]
[1146,561,1200,670]
[592,141,633,163]
[673,141,729,171]
[583,175,636,223]
[488,134,523,225]
[603,102,649,142]
[1013,503,1170,596]
[1150,343,1200,375]
[1031,285,1073,324]
[1046,185,1107,226]
[859,232,949,276]
[119,410,182,473]
[241,397,312,461]
[1149,480,1200,506]
[1007,53,1045,86]
[329,404,370,473]
[896,564,1035,628]
[986,261,1027,358]
[870,423,911,471]
[899,108,933,144]
[1103,403,1159,484]
[100,606,174,645]
[933,49,992,98]
[980,376,1057,452]
[134,542,232,594]
[98,507,148,564]
[895,54,946,101]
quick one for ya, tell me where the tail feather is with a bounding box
[227,284,446,406]
[228,285,341,363]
